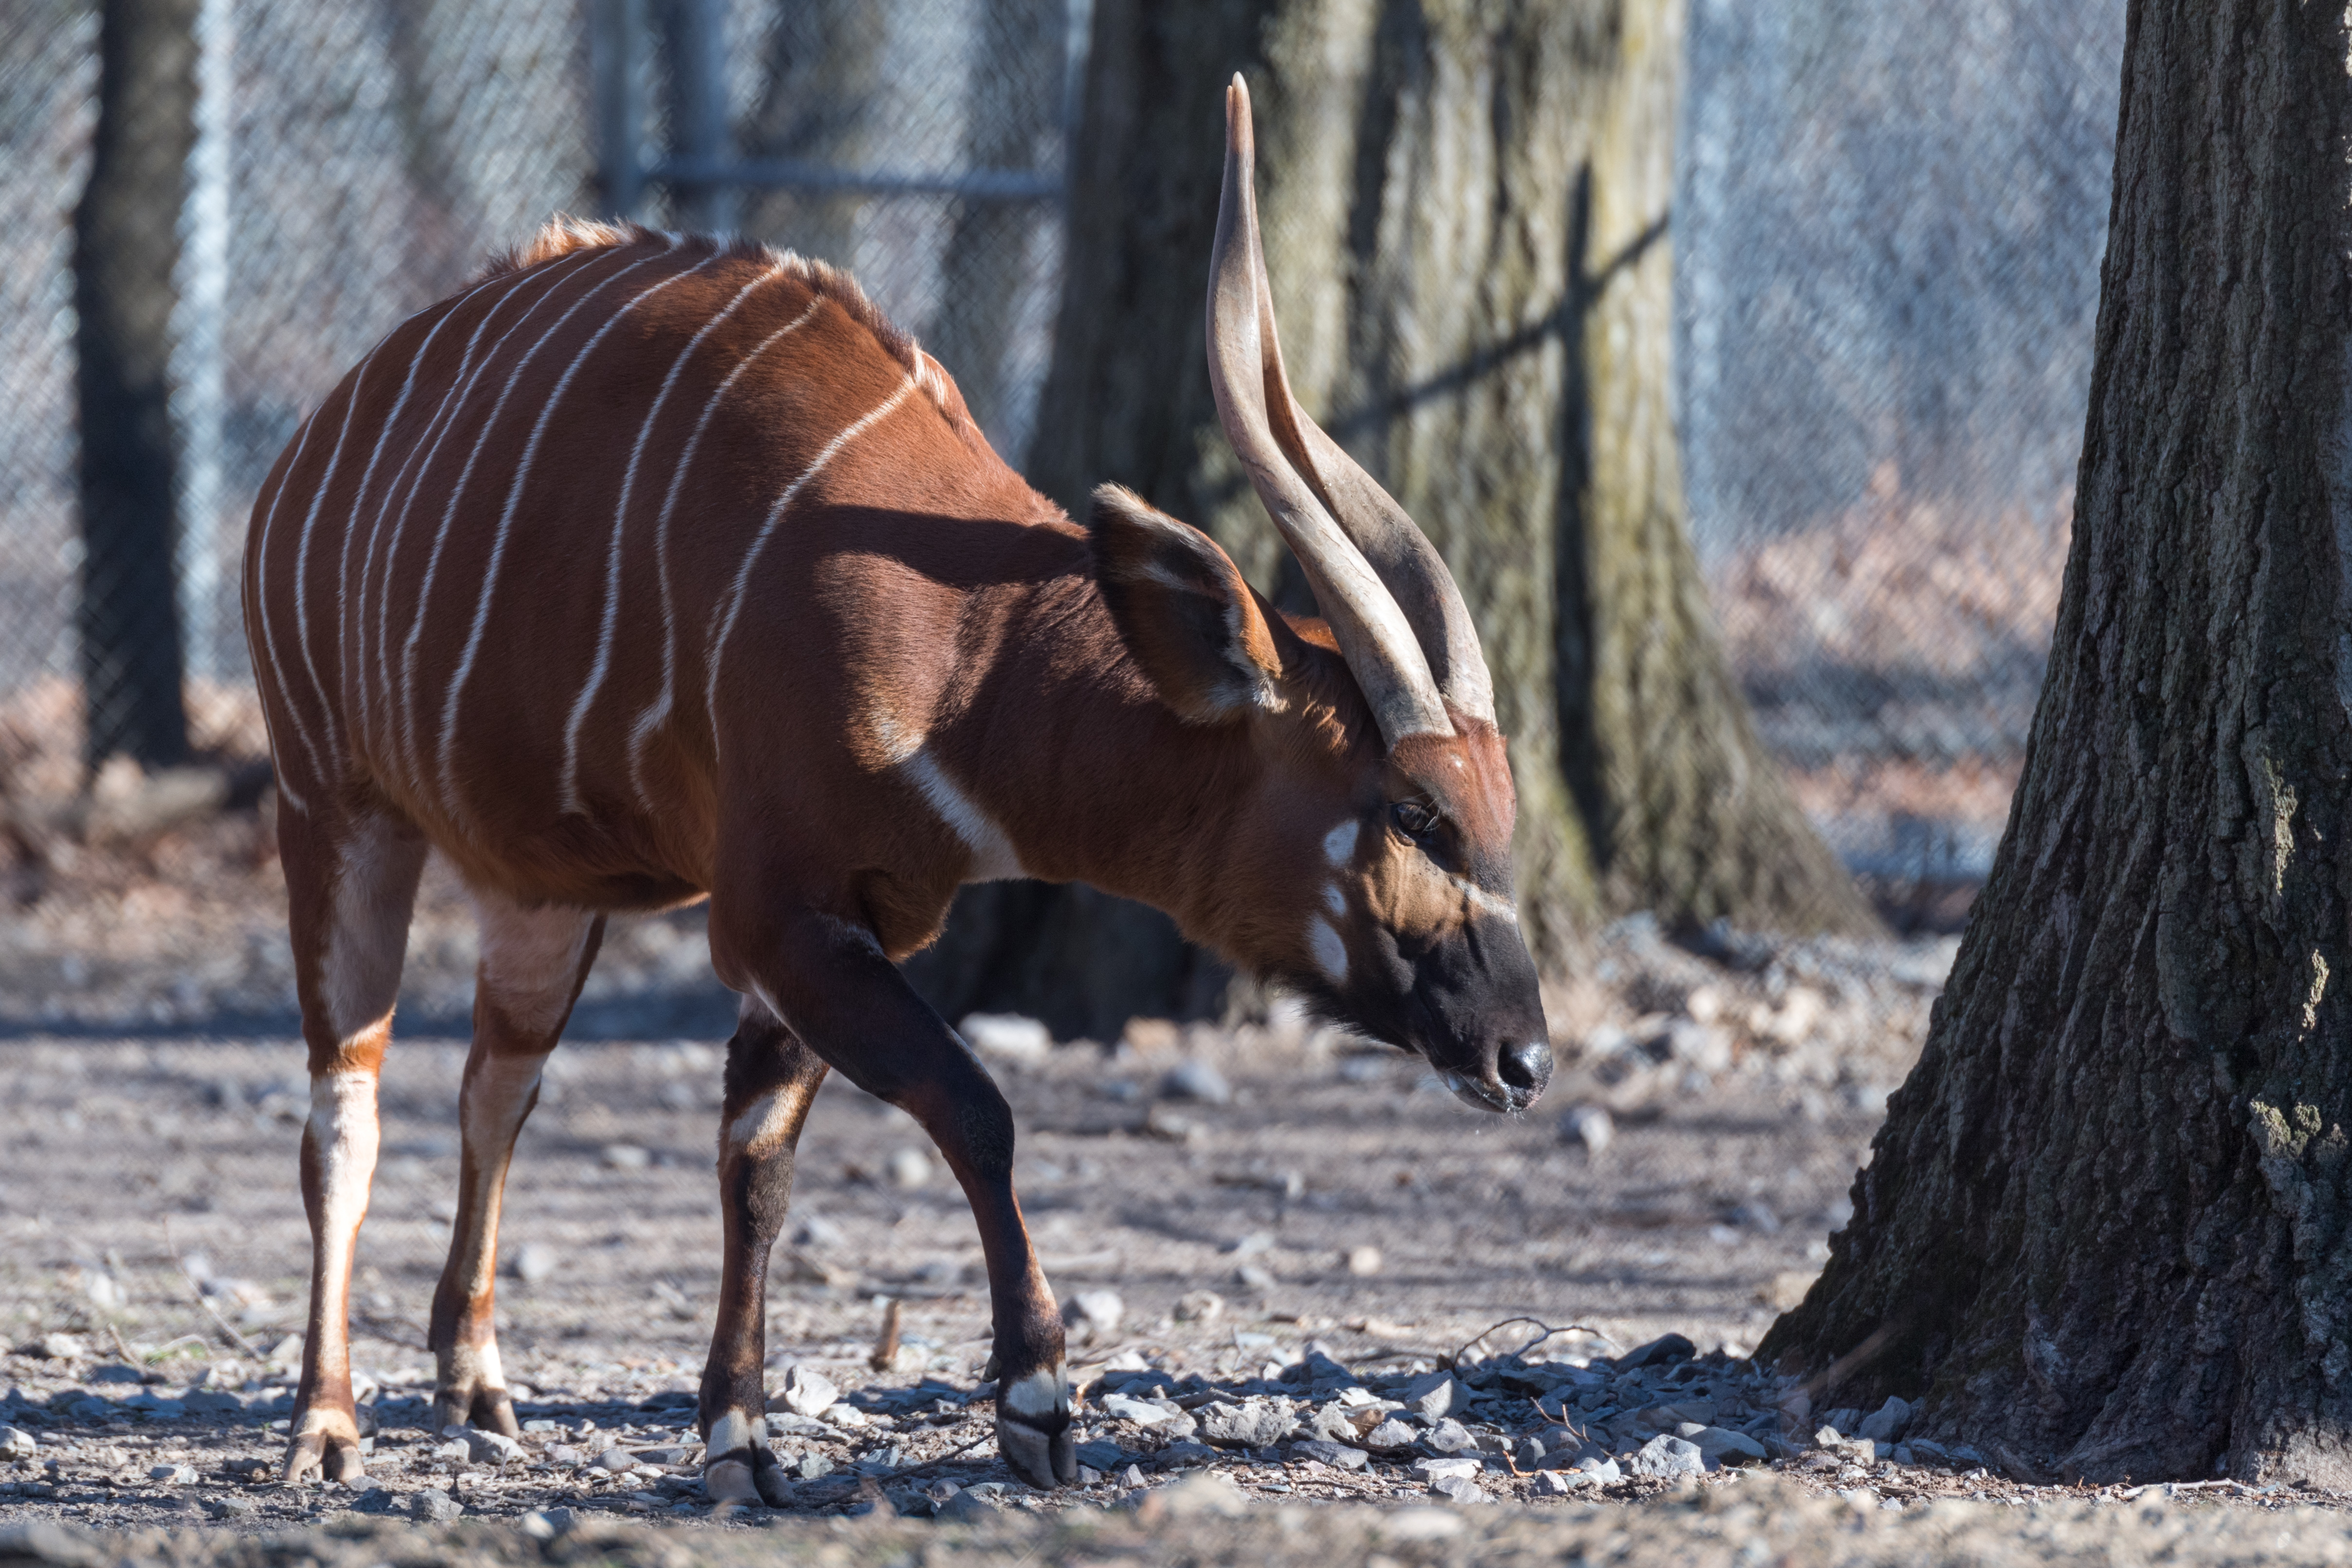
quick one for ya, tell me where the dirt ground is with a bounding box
[2,803,2340,1561]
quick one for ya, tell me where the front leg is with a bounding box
[715,908,1075,1489]
[700,1001,827,1508]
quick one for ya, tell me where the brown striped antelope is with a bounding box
[243,78,1547,1501]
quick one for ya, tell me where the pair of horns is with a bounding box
[1204,75,1496,746]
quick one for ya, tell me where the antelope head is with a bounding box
[1087,77,1550,1114]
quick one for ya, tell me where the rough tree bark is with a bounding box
[1760,0,2352,1487]
[74,0,195,771]
[911,0,1870,1040]
[738,0,880,266]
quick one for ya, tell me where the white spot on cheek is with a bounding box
[1001,1367,1068,1419]
[707,1409,764,1456]
[1323,821,1359,866]
[1310,918,1348,985]
[1323,881,1346,919]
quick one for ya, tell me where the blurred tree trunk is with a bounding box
[911,0,1871,1041]
[74,0,196,772]
[739,0,879,266]
[924,0,1064,445]
[1760,0,2352,1487]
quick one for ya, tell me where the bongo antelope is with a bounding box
[243,78,1548,1501]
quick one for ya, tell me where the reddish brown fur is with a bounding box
[245,219,1528,1492]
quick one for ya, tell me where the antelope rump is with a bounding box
[243,79,1549,1500]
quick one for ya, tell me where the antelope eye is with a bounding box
[1391,799,1441,841]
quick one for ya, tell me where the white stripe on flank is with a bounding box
[343,266,539,750]
[558,261,786,815]
[397,240,683,802]
[366,252,608,766]
[701,376,917,761]
[288,356,375,773]
[625,293,826,812]
[248,413,325,812]
[437,247,718,825]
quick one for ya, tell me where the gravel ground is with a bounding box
[1,818,2334,1556]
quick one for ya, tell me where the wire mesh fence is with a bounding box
[0,0,2125,926]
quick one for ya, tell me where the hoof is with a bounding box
[996,1409,1076,1489]
[281,1423,365,1485]
[705,1446,794,1509]
[432,1384,520,1438]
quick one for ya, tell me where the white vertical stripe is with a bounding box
[364,253,609,763]
[247,414,324,812]
[435,248,719,824]
[395,242,681,794]
[701,376,917,760]
[625,292,826,811]
[288,357,373,773]
[343,266,543,750]
[557,262,786,815]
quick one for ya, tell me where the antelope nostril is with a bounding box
[1498,1039,1551,1093]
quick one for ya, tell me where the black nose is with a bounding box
[1499,1039,1551,1097]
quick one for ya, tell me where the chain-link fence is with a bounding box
[0,0,2123,923]
[0,0,1075,798]
[1680,0,2125,914]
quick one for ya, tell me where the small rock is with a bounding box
[790,1214,846,1249]
[521,1508,577,1540]
[0,1427,35,1459]
[1629,1434,1704,1480]
[1663,1019,1733,1074]
[600,1143,651,1170]
[591,1447,638,1473]
[1858,1395,1913,1443]
[960,1013,1051,1067]
[1344,1245,1382,1277]
[1161,1059,1232,1105]
[1075,1439,1128,1472]
[1099,1394,1172,1426]
[1361,1418,1419,1450]
[1307,1403,1362,1442]
[797,1452,836,1479]
[1062,1289,1124,1341]
[34,1333,85,1361]
[1172,1290,1224,1323]
[204,1496,258,1519]
[775,1364,840,1419]
[1559,1104,1614,1155]
[1235,1263,1276,1291]
[147,1464,198,1485]
[1533,1468,1588,1495]
[1402,1371,1472,1420]
[819,1402,867,1429]
[1409,1456,1481,1482]
[1119,1463,1149,1488]
[350,1487,398,1514]
[1196,1398,1290,1448]
[1423,1419,1475,1454]
[887,1148,934,1190]
[1152,1441,1219,1470]
[1429,1473,1486,1504]
[445,1424,524,1465]
[1688,1425,1768,1465]
[1290,1439,1368,1470]
[1616,1332,1697,1371]
[409,1488,463,1522]
[509,1243,560,1284]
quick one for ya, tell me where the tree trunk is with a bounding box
[912,0,1871,1037]
[1760,0,2352,1488]
[74,0,195,772]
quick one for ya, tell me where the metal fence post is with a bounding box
[589,0,647,220]
[661,0,733,234]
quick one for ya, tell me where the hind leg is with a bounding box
[282,803,428,1485]
[700,998,828,1507]
[428,887,604,1436]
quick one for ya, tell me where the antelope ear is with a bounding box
[1088,484,1283,724]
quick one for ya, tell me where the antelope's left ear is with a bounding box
[1088,484,1282,724]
